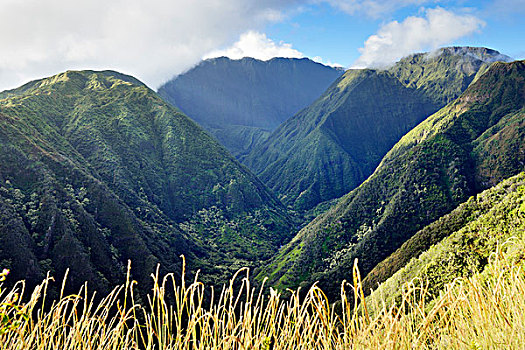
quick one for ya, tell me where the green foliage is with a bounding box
[244,69,434,211]
[368,171,525,307]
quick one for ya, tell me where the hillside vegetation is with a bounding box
[244,47,510,211]
[0,70,294,295]
[0,48,523,349]
[367,171,525,305]
[0,185,523,348]
[258,60,524,299]
[244,69,436,211]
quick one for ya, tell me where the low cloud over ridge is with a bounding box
[0,1,494,91]
[0,0,299,91]
[203,31,304,61]
[353,7,485,68]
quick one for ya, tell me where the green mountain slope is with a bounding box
[389,46,511,106]
[367,171,525,306]
[244,47,512,211]
[157,57,343,157]
[0,70,294,293]
[258,60,524,299]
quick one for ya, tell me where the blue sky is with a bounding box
[268,3,377,66]
[0,0,523,91]
[262,0,525,67]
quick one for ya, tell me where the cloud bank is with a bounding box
[0,0,298,91]
[0,1,491,91]
[204,31,304,61]
[353,7,485,68]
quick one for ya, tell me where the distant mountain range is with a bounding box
[0,46,522,309]
[158,57,344,157]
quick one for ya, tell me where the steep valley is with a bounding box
[244,47,513,211]
[257,59,524,299]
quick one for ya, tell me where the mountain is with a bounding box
[244,47,512,211]
[0,70,294,294]
[367,171,525,306]
[157,57,344,157]
[257,60,525,299]
[389,46,512,107]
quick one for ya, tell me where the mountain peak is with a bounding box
[0,69,295,292]
[245,47,509,211]
[398,46,512,62]
[0,70,146,100]
[433,46,513,63]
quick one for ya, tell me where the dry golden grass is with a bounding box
[0,248,524,349]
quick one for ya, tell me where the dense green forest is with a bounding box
[1,51,522,301]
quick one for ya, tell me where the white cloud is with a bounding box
[0,0,299,91]
[353,7,485,68]
[203,31,304,61]
[312,56,344,68]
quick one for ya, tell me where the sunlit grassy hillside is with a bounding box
[0,243,523,349]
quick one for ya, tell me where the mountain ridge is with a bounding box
[244,47,511,211]
[157,56,344,157]
[367,170,525,307]
[257,59,524,299]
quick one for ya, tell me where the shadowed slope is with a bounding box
[158,57,344,157]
